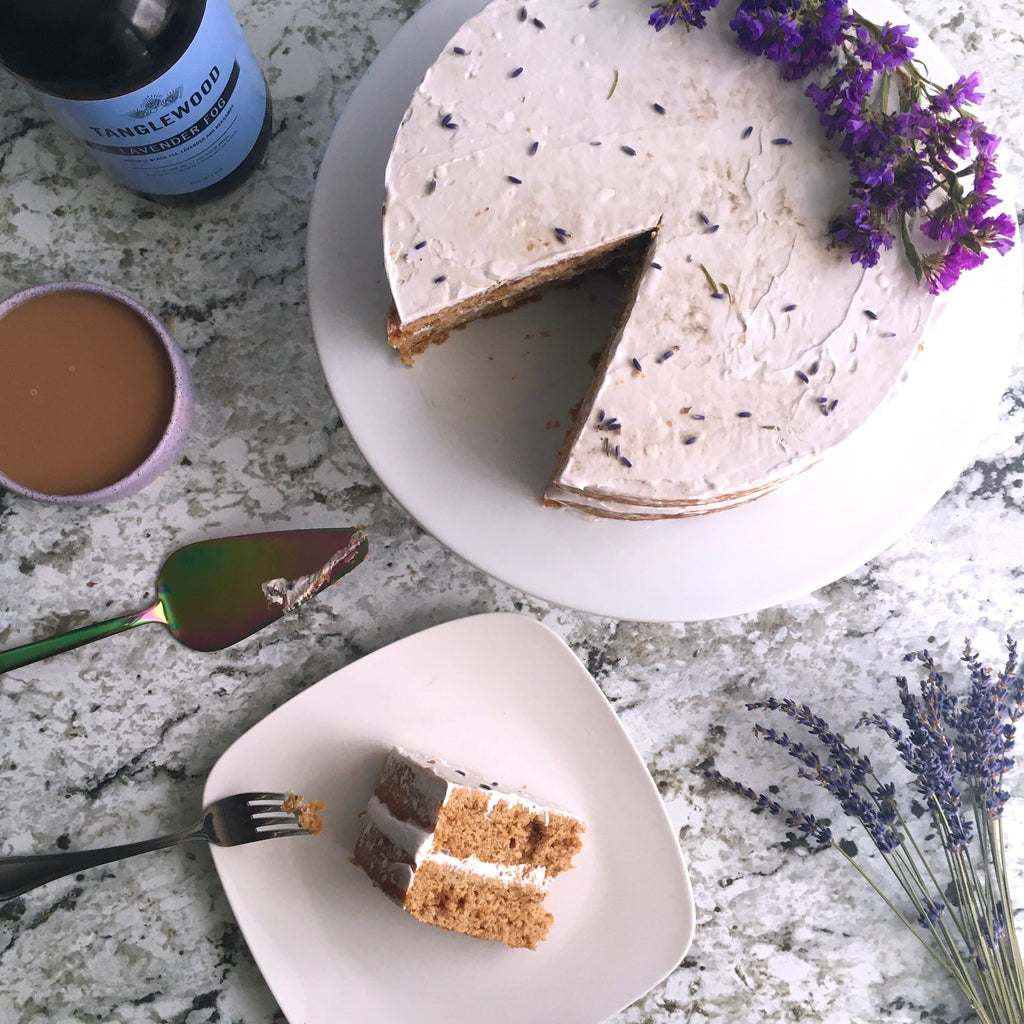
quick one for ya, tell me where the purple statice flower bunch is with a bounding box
[649,0,721,31]
[707,637,1024,1024]
[648,0,1015,293]
[805,19,1015,292]
[730,0,849,81]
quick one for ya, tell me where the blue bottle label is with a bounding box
[29,0,267,195]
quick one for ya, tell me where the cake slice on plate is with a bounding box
[352,747,585,949]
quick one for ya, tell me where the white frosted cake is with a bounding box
[382,0,939,518]
[352,747,585,949]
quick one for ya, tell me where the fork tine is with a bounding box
[246,795,308,836]
[255,824,311,838]
[200,792,319,847]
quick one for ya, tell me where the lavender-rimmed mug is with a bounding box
[0,280,194,505]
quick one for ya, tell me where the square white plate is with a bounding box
[205,613,695,1024]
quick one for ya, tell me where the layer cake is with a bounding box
[382,0,939,517]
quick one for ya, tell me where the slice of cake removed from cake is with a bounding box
[352,747,585,950]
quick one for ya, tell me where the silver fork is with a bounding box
[0,792,309,901]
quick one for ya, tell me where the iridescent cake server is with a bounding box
[382,0,940,519]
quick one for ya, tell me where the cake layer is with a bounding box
[387,230,653,362]
[433,786,584,874]
[382,0,939,518]
[404,858,554,950]
[353,818,548,896]
[370,747,584,873]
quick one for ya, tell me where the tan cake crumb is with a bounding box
[282,792,326,835]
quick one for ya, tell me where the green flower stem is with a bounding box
[852,779,977,993]
[931,806,1024,1023]
[995,819,1024,1007]
[863,773,977,958]
[939,822,1006,1011]
[984,816,1024,1017]
[831,844,995,1020]
[879,66,892,114]
[841,765,1019,1022]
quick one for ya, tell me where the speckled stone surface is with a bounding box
[0,1,1022,1022]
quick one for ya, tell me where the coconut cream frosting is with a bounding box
[382,0,940,518]
[384,746,573,828]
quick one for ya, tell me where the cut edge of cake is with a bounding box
[386,228,657,365]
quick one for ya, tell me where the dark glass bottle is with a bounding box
[0,0,272,205]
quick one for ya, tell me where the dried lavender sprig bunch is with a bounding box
[707,638,1024,1024]
[648,0,1015,292]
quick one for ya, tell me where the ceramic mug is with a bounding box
[0,280,194,505]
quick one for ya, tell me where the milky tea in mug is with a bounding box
[0,282,193,503]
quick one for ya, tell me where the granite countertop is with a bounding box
[1,1,1022,1021]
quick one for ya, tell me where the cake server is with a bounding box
[0,527,368,672]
